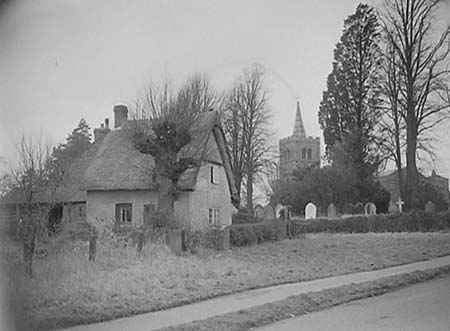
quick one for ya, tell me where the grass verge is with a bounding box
[3,232,450,330]
[159,265,450,331]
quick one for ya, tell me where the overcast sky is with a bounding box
[0,0,449,179]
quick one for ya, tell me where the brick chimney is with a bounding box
[113,104,128,128]
[94,119,111,143]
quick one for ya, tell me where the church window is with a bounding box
[302,148,306,160]
[287,149,290,161]
[307,149,312,160]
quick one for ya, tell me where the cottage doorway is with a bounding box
[143,204,156,228]
[48,204,63,235]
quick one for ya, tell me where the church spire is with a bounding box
[292,101,306,138]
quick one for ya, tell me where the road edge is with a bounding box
[157,265,450,331]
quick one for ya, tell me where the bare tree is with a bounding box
[223,65,273,214]
[128,74,220,215]
[378,32,407,196]
[10,135,62,276]
[380,0,450,208]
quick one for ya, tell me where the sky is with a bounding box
[0,0,449,180]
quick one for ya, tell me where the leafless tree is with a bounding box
[10,135,62,276]
[223,65,273,214]
[378,32,407,196]
[128,74,220,214]
[380,0,450,208]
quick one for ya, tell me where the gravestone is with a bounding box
[396,198,405,213]
[354,202,365,215]
[278,206,291,220]
[305,202,317,220]
[425,201,435,213]
[263,205,276,220]
[327,203,337,218]
[364,202,377,216]
[254,204,264,219]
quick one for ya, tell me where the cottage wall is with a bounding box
[186,161,232,230]
[86,190,157,228]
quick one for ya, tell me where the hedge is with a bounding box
[301,210,450,234]
[232,212,262,225]
[230,210,450,247]
[230,220,287,247]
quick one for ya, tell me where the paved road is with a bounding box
[256,276,450,331]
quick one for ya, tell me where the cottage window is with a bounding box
[116,203,132,224]
[208,208,220,226]
[77,205,86,218]
[210,165,219,184]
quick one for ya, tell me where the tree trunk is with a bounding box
[406,114,419,210]
[157,175,174,214]
[23,214,36,277]
[246,166,253,216]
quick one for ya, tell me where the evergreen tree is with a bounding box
[53,118,92,169]
[318,3,383,180]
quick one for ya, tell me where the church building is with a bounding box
[279,101,320,178]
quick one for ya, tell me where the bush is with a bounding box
[230,220,286,247]
[184,226,230,252]
[232,212,261,225]
[300,210,450,234]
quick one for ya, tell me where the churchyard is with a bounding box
[3,229,450,330]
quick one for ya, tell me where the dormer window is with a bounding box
[210,165,218,184]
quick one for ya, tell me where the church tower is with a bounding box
[279,101,320,178]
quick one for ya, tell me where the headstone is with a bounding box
[254,204,264,219]
[425,201,435,213]
[279,206,291,220]
[327,203,337,218]
[354,202,365,215]
[364,202,377,216]
[262,205,276,220]
[396,198,404,213]
[305,202,317,220]
[275,203,283,218]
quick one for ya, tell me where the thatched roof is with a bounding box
[83,111,238,201]
[1,143,100,205]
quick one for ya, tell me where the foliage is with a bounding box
[223,64,274,212]
[294,210,450,234]
[127,75,218,211]
[270,166,390,215]
[417,182,449,212]
[230,220,286,247]
[380,0,450,209]
[52,118,92,171]
[318,4,383,179]
[184,226,229,252]
[232,212,261,224]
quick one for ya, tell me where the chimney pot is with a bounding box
[113,105,128,128]
[100,123,104,128]
[105,118,109,129]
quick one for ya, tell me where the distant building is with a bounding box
[378,169,450,211]
[279,101,320,178]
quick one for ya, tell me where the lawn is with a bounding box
[3,232,450,330]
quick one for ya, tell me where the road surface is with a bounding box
[256,276,450,331]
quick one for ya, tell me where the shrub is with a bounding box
[230,220,286,247]
[300,210,450,234]
[232,212,261,225]
[184,226,229,252]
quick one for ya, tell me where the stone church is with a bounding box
[279,101,320,178]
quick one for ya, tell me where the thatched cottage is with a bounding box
[82,105,239,231]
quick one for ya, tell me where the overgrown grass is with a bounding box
[3,232,450,330]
